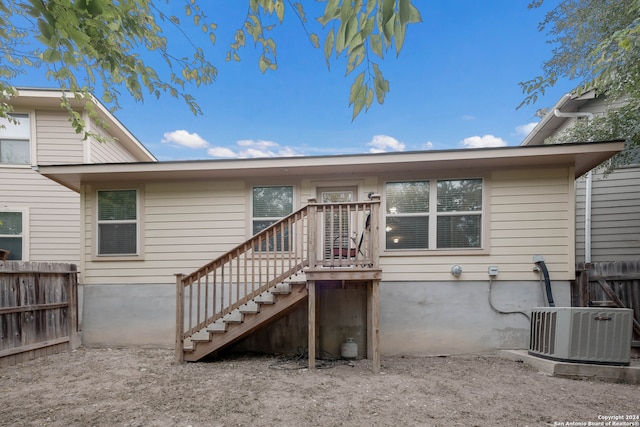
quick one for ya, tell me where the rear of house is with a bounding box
[39,141,623,359]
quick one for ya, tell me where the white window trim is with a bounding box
[92,187,145,261]
[383,177,488,255]
[0,207,29,261]
[0,110,34,167]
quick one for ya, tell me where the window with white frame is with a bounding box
[252,186,293,251]
[0,211,24,260]
[0,113,30,164]
[385,179,483,250]
[97,190,138,256]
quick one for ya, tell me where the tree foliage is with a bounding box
[0,0,422,137]
[521,0,640,168]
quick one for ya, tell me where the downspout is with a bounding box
[553,109,595,263]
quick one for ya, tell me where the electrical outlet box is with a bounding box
[488,266,499,277]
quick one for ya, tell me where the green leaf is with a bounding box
[394,15,406,54]
[408,3,422,23]
[275,0,285,23]
[320,0,340,26]
[42,48,62,62]
[382,0,395,26]
[346,44,365,75]
[324,28,335,68]
[370,34,383,58]
[349,71,365,105]
[399,0,410,25]
[310,33,320,49]
[294,2,306,23]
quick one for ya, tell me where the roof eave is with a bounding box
[37,141,625,193]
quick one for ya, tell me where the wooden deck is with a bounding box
[176,197,382,371]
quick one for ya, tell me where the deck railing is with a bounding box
[176,197,380,361]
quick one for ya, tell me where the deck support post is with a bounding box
[307,279,316,369]
[367,279,380,373]
[175,273,185,364]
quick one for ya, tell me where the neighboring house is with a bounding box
[38,141,623,362]
[521,91,640,263]
[0,88,156,264]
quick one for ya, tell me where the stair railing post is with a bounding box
[307,198,318,268]
[370,194,381,269]
[175,273,185,364]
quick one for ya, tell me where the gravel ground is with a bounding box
[0,347,638,427]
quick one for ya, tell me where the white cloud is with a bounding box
[367,135,406,153]
[516,122,539,137]
[207,139,302,159]
[460,135,508,149]
[162,130,209,149]
[206,147,237,158]
[422,141,434,150]
[461,115,476,121]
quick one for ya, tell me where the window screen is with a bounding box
[385,179,483,251]
[252,186,293,251]
[97,190,138,255]
[0,113,30,164]
[436,179,482,249]
[385,181,429,250]
[0,211,23,260]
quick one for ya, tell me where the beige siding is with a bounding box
[379,167,574,281]
[82,167,578,285]
[89,120,139,163]
[0,167,80,262]
[83,181,248,284]
[576,166,640,262]
[35,110,84,165]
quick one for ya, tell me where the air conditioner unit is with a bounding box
[529,307,633,366]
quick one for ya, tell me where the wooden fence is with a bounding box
[573,261,640,342]
[0,261,79,367]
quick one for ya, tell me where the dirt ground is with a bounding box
[0,348,638,427]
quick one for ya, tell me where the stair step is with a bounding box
[239,301,260,314]
[223,311,243,323]
[191,330,212,343]
[270,283,291,294]
[254,292,276,304]
[183,339,195,352]
[207,321,227,333]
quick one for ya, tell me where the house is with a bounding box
[0,88,156,264]
[37,140,623,367]
[521,91,640,263]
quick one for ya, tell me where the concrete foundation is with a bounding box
[78,279,570,355]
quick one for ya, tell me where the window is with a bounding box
[0,211,24,260]
[252,186,293,251]
[0,113,30,164]
[385,179,483,250]
[385,181,429,250]
[97,190,138,256]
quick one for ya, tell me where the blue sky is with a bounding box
[14,1,576,160]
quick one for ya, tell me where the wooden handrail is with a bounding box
[176,199,380,360]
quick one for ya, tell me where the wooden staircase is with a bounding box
[175,199,380,363]
[183,281,308,361]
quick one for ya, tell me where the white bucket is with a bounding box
[340,337,358,359]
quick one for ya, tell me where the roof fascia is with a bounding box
[38,141,625,193]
